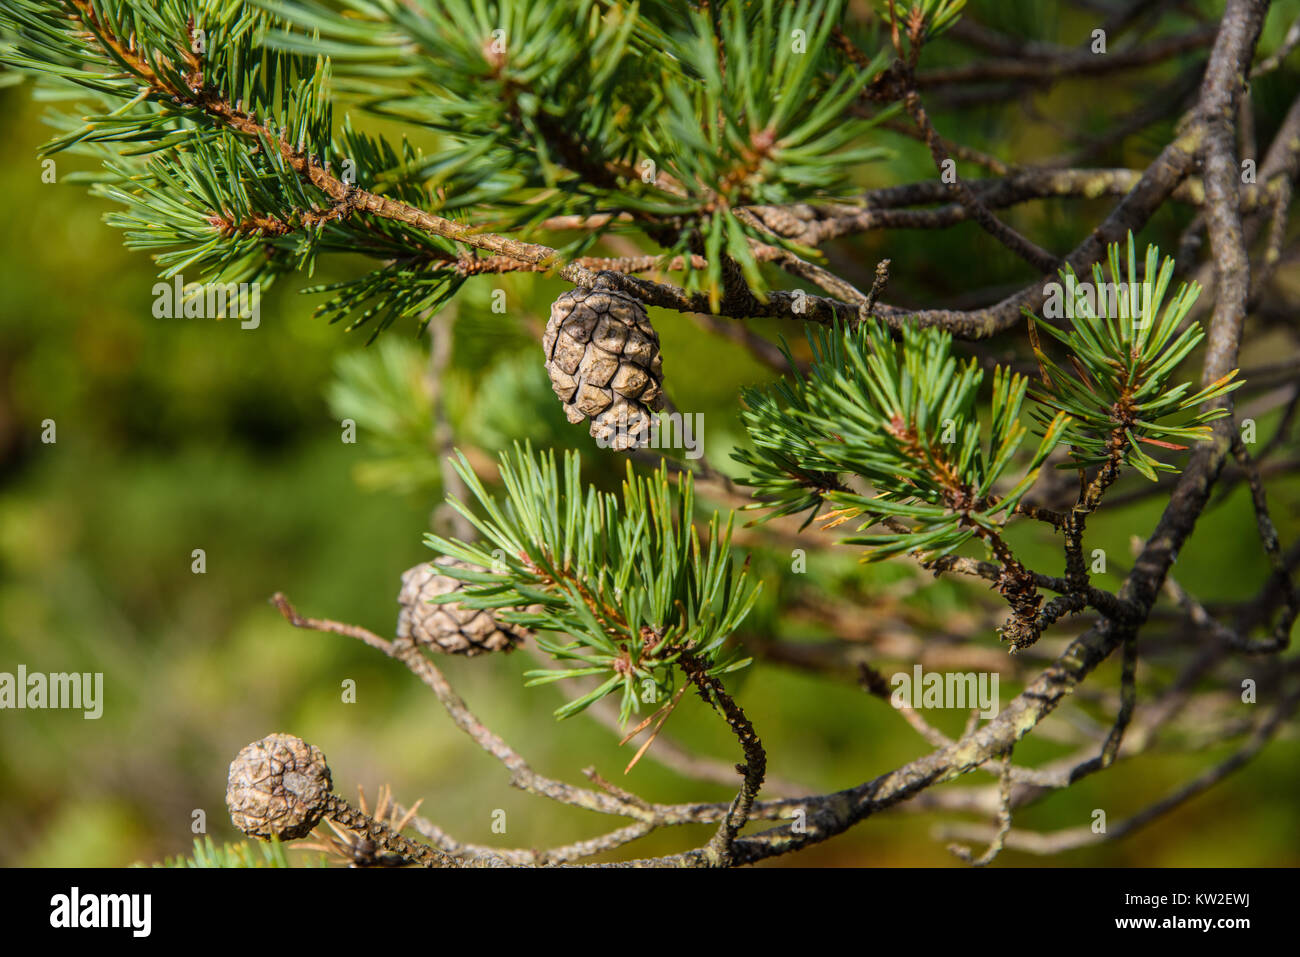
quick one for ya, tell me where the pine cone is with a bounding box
[396,557,531,656]
[543,284,665,450]
[227,734,333,841]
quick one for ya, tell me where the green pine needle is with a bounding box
[1025,232,1241,480]
[735,317,1066,562]
[423,443,760,725]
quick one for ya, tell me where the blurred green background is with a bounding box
[1,0,1298,867]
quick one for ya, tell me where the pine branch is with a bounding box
[423,444,760,725]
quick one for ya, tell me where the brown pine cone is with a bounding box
[543,284,665,450]
[226,733,333,841]
[396,557,531,656]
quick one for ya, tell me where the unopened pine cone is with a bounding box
[227,733,332,841]
[396,557,530,656]
[543,284,665,450]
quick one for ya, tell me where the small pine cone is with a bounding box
[543,284,665,450]
[227,734,332,841]
[396,557,531,656]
